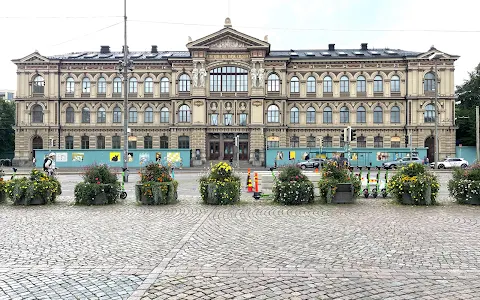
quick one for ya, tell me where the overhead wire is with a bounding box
[50,21,123,47]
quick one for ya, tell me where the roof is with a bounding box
[46,48,422,61]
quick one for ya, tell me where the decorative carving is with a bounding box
[192,63,199,87]
[225,102,232,110]
[194,100,203,107]
[251,63,258,88]
[257,64,265,85]
[210,102,218,110]
[239,102,246,110]
[252,100,262,107]
[209,37,248,48]
[199,64,207,87]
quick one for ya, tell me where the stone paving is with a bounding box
[1,172,480,299]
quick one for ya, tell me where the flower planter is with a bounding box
[202,182,240,205]
[467,192,480,205]
[74,183,119,205]
[401,193,414,205]
[0,191,6,203]
[135,182,178,205]
[330,183,355,204]
[93,192,108,205]
[401,186,432,205]
[13,196,48,205]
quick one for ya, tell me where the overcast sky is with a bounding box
[1,0,478,91]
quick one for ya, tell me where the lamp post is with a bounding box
[429,52,443,169]
[116,0,133,182]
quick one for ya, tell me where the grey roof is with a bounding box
[48,48,421,61]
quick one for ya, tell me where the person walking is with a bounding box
[43,153,56,177]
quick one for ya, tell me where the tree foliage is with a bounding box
[0,99,15,157]
[456,63,480,146]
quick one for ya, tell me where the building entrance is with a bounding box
[207,133,249,161]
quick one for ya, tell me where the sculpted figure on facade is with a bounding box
[192,63,199,87]
[257,64,265,87]
[199,64,207,87]
[250,65,258,88]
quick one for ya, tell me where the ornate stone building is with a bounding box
[12,19,458,166]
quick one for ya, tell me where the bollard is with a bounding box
[254,172,259,192]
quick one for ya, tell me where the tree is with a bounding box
[0,99,15,158]
[455,63,480,146]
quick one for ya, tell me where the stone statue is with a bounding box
[250,67,258,88]
[257,65,265,86]
[199,65,207,87]
[192,65,199,87]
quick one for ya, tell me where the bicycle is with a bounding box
[119,168,127,199]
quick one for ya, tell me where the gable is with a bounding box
[187,27,270,51]
[13,52,51,64]
[416,46,459,60]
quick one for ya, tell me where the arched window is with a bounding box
[323,76,332,93]
[374,136,383,148]
[357,136,366,148]
[357,75,366,93]
[374,75,383,93]
[97,77,106,94]
[129,78,138,93]
[32,136,43,149]
[179,104,191,122]
[178,74,190,92]
[267,74,280,92]
[65,136,74,149]
[144,136,153,149]
[323,106,332,124]
[66,107,74,123]
[307,136,316,148]
[160,136,169,148]
[144,77,153,93]
[290,77,299,93]
[32,105,43,123]
[424,104,436,123]
[267,104,279,123]
[97,107,106,123]
[391,75,400,93]
[82,107,90,123]
[307,76,316,93]
[160,107,169,123]
[113,77,122,94]
[33,75,45,94]
[340,75,349,93]
[82,78,90,93]
[144,107,153,123]
[340,106,349,123]
[290,107,299,124]
[373,106,383,123]
[306,106,316,124]
[290,136,299,148]
[391,106,400,123]
[356,106,366,123]
[160,77,169,93]
[323,136,333,147]
[129,107,138,123]
[113,106,122,123]
[424,72,435,92]
[96,135,105,149]
[209,67,248,92]
[66,77,75,94]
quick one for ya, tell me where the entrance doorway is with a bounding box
[32,136,43,160]
[239,142,249,160]
[209,141,220,160]
[224,142,234,161]
[424,136,435,162]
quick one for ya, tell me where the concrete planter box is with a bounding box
[401,185,432,205]
[329,183,355,204]
[135,182,178,205]
[201,182,240,205]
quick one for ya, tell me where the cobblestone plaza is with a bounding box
[1,172,480,299]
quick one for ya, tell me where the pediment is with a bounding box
[416,47,459,60]
[187,28,270,50]
[13,52,50,63]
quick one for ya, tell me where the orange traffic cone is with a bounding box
[247,175,253,192]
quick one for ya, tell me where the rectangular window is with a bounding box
[96,136,105,149]
[391,80,400,92]
[144,136,153,149]
[160,136,169,149]
[144,80,153,93]
[239,113,247,126]
[267,141,279,149]
[210,114,218,126]
[391,141,400,148]
[128,141,137,149]
[224,114,233,126]
[306,111,316,124]
[160,110,169,123]
[65,136,74,149]
[290,110,299,124]
[113,110,122,123]
[357,138,366,148]
[112,136,121,149]
[323,111,332,124]
[357,80,366,93]
[113,81,122,93]
[178,136,190,149]
[144,110,153,123]
[98,80,106,94]
[81,137,89,149]
[323,81,332,93]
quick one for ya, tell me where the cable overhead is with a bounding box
[0,16,122,19]
[50,21,123,47]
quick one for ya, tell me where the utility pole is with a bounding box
[434,58,439,169]
[122,0,129,182]
[477,106,479,162]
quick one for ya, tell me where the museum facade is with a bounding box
[11,19,459,166]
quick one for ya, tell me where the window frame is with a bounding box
[144,136,153,149]
[267,104,279,123]
[178,74,190,92]
[323,106,332,124]
[356,106,366,123]
[290,107,299,124]
[267,74,280,92]
[129,77,138,93]
[144,107,153,123]
[144,77,153,93]
[97,77,106,94]
[65,135,74,149]
[290,136,300,148]
[209,66,248,92]
[160,136,169,149]
[96,135,106,149]
[33,75,45,94]
[113,106,122,123]
[424,72,436,92]
[391,106,400,123]
[66,107,74,123]
[112,136,121,149]
[160,77,169,93]
[178,105,191,123]
[340,75,349,93]
[374,136,383,148]
[323,76,332,93]
[113,77,122,94]
[82,78,91,93]
[424,104,436,123]
[129,107,138,123]
[391,75,400,93]
[66,77,75,94]
[97,107,106,123]
[160,107,169,123]
[239,113,247,126]
[290,77,299,93]
[306,106,316,124]
[81,136,90,149]
[340,106,350,123]
[306,76,316,93]
[178,136,190,149]
[81,107,90,123]
[32,105,43,123]
[356,75,366,93]
[373,106,383,124]
[374,75,383,93]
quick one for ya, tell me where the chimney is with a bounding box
[361,43,368,51]
[151,45,158,53]
[328,44,335,51]
[100,45,110,54]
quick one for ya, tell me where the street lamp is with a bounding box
[429,52,444,169]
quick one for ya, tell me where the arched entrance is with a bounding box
[424,136,435,162]
[32,136,43,160]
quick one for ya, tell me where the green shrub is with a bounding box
[4,169,61,205]
[140,163,173,183]
[318,161,361,202]
[448,163,480,204]
[199,162,240,205]
[74,164,120,205]
[273,165,314,205]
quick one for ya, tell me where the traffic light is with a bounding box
[350,128,357,141]
[340,130,345,143]
[405,135,409,146]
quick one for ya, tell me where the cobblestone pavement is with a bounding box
[1,172,480,299]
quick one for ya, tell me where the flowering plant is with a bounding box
[318,161,361,202]
[74,164,120,205]
[199,162,240,205]
[448,162,480,204]
[273,165,314,205]
[387,163,439,205]
[4,169,61,204]
[136,162,178,205]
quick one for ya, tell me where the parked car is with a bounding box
[297,158,324,169]
[382,157,422,169]
[430,158,469,169]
